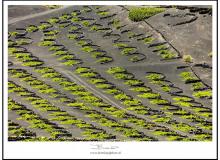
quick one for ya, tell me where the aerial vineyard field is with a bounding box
[8,5,212,141]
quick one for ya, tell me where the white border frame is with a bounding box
[3,1,217,159]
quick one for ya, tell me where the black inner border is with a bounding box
[1,1,218,159]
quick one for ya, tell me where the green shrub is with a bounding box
[87,113,103,119]
[68,34,77,40]
[112,19,120,29]
[171,123,195,132]
[15,38,30,46]
[183,54,193,63]
[150,99,169,105]
[71,17,80,22]
[71,11,78,16]
[75,67,92,74]
[152,117,171,123]
[67,102,85,108]
[75,123,93,129]
[123,99,141,106]
[113,73,134,80]
[129,86,151,93]
[83,131,112,140]
[69,26,78,31]
[107,67,126,74]
[96,57,112,63]
[52,51,68,56]
[135,110,148,115]
[161,85,171,92]
[81,21,90,27]
[77,40,88,46]
[114,93,131,101]
[174,101,193,107]
[179,72,199,83]
[192,82,205,90]
[64,85,84,91]
[45,5,61,9]
[116,128,141,137]
[156,44,167,50]
[41,72,60,78]
[126,106,145,112]
[38,23,51,30]
[138,92,160,99]
[97,11,109,16]
[143,37,154,44]
[60,14,71,20]
[79,95,100,103]
[114,43,128,48]
[9,31,19,36]
[91,52,105,58]
[193,90,212,98]
[146,73,164,81]
[121,47,136,55]
[130,55,142,62]
[104,88,122,95]
[48,45,63,51]
[62,60,80,66]
[108,110,126,118]
[44,30,59,35]
[26,25,38,32]
[81,46,94,52]
[48,17,60,24]
[82,7,92,13]
[90,25,99,31]
[161,51,177,59]
[80,72,97,78]
[124,79,144,86]
[172,96,193,102]
[38,41,55,46]
[22,61,43,67]
[35,67,54,74]
[15,53,31,61]
[129,7,165,22]
[95,83,113,89]
[58,55,75,61]
[152,130,172,136]
[43,35,56,40]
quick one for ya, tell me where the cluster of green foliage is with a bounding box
[26,25,38,32]
[48,17,60,24]
[128,7,165,22]
[81,21,90,27]
[96,56,113,64]
[159,49,177,59]
[146,73,164,81]
[107,67,126,74]
[193,90,212,98]
[38,23,52,31]
[121,47,136,55]
[183,54,193,63]
[112,19,121,29]
[97,11,109,16]
[45,5,62,9]
[179,72,199,83]
[38,40,55,46]
[138,92,161,99]
[8,120,36,140]
[114,43,128,48]
[143,37,155,44]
